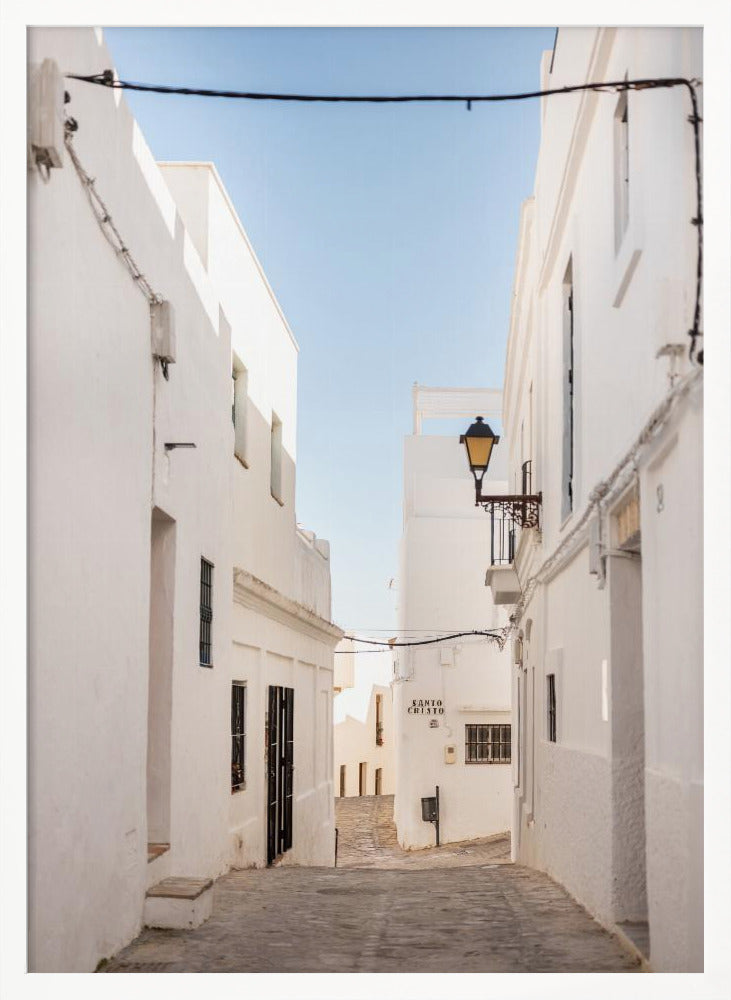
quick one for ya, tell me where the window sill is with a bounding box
[199,662,214,669]
[465,761,512,765]
[234,453,249,470]
[270,491,284,507]
[231,784,247,795]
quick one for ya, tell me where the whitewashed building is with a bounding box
[496,27,703,972]
[28,27,341,973]
[392,386,513,849]
[334,682,395,798]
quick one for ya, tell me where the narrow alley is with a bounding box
[103,797,638,973]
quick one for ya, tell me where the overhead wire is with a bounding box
[65,69,703,363]
[334,629,507,652]
[61,112,170,378]
[508,364,703,631]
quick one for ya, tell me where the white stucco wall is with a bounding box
[28,27,235,971]
[28,28,340,972]
[394,427,513,848]
[502,26,703,972]
[229,578,340,870]
[334,685,395,797]
[159,162,300,601]
[158,162,342,876]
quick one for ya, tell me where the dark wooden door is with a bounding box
[267,685,294,864]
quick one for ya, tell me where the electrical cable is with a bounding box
[334,629,507,652]
[66,69,703,361]
[508,364,703,631]
[66,69,694,106]
[61,114,170,379]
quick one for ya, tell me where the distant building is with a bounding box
[497,27,703,972]
[334,682,394,798]
[333,636,357,694]
[28,27,341,973]
[392,386,513,848]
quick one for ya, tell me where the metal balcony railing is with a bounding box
[488,460,539,566]
[490,509,516,566]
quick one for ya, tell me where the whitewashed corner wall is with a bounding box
[504,26,703,972]
[28,26,340,972]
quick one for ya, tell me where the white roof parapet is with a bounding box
[412,384,503,434]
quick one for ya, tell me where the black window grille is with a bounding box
[465,724,511,764]
[231,682,246,791]
[199,557,213,666]
[547,673,557,742]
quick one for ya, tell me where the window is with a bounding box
[375,694,384,746]
[270,412,283,504]
[562,259,575,520]
[375,767,383,796]
[465,724,511,764]
[359,762,367,796]
[231,682,246,791]
[339,764,346,798]
[232,358,249,466]
[199,557,213,666]
[614,88,630,249]
[547,673,557,742]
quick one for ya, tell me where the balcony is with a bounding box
[484,461,537,605]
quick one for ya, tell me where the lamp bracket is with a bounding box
[476,492,542,530]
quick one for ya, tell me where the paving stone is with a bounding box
[335,794,512,869]
[103,796,638,973]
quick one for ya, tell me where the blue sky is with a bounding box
[104,27,555,640]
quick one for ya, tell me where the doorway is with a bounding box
[147,508,175,859]
[608,492,647,928]
[267,685,294,865]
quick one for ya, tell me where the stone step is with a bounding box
[144,876,214,930]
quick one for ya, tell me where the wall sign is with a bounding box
[407,699,444,716]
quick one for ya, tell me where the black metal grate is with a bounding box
[465,724,511,763]
[490,508,516,565]
[231,682,246,791]
[199,557,213,666]
[547,674,557,742]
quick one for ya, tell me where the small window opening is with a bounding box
[199,557,213,666]
[270,412,283,504]
[231,682,246,791]
[232,358,249,466]
[547,674,557,742]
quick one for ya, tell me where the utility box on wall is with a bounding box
[421,796,438,823]
[151,299,176,364]
[444,744,456,764]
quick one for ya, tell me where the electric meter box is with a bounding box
[29,59,65,168]
[151,300,176,364]
[421,796,438,823]
[444,744,457,764]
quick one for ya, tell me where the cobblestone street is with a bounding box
[335,795,512,869]
[104,797,638,973]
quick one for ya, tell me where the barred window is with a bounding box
[465,724,511,764]
[231,682,246,792]
[199,557,213,666]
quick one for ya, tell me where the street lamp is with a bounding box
[459,416,500,492]
[459,416,542,530]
